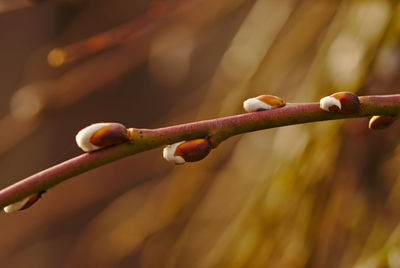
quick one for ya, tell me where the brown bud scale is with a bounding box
[175,138,211,162]
[256,95,286,108]
[20,191,45,211]
[331,92,360,114]
[90,123,130,147]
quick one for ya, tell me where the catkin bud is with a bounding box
[3,191,44,213]
[368,115,395,130]
[163,138,211,164]
[243,95,286,112]
[76,123,130,152]
[320,92,360,113]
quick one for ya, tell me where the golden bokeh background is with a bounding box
[0,0,400,267]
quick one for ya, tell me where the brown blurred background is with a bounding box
[1,0,400,267]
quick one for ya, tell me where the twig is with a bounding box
[0,94,399,208]
[47,0,205,67]
[47,0,175,67]
[0,0,33,14]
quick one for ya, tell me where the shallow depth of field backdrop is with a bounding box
[0,0,400,267]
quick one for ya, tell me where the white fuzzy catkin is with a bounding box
[163,141,186,164]
[319,96,341,111]
[3,196,30,213]
[243,98,272,112]
[75,123,110,152]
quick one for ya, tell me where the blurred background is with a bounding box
[0,0,400,267]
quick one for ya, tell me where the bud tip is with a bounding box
[320,96,341,112]
[163,141,186,164]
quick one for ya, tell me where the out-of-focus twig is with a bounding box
[47,0,200,67]
[0,0,33,13]
[0,0,84,13]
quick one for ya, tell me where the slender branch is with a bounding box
[0,94,399,208]
[47,0,186,67]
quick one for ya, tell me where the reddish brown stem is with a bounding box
[0,94,399,209]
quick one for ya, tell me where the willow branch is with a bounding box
[0,94,399,208]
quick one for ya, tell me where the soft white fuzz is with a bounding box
[3,196,30,213]
[75,123,110,152]
[319,96,341,111]
[243,98,272,112]
[163,141,186,164]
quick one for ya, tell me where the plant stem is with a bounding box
[0,94,399,208]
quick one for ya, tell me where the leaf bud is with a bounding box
[243,95,285,112]
[368,115,395,130]
[163,138,211,164]
[3,191,45,213]
[76,122,130,152]
[320,92,360,113]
